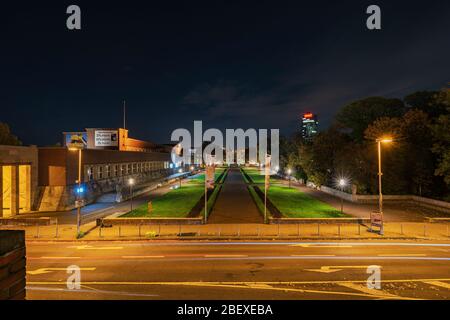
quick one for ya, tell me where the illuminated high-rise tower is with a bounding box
[300,112,319,140]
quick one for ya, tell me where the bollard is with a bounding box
[317,224,320,236]
[237,225,240,237]
[338,224,341,237]
[138,225,141,237]
[218,226,221,237]
[118,226,121,237]
[198,227,201,237]
[297,224,300,237]
[158,224,161,237]
[277,224,280,237]
[99,227,102,238]
[55,219,59,238]
[401,223,404,235]
[358,224,361,236]
[36,225,40,239]
[179,224,182,236]
[424,224,427,237]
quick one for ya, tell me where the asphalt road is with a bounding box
[25,240,450,300]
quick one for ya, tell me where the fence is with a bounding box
[2,221,449,240]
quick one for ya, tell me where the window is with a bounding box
[114,165,119,177]
[98,166,103,179]
[132,163,137,173]
[106,165,111,178]
[127,164,132,174]
[121,164,126,176]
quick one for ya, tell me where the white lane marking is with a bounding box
[204,254,248,258]
[289,244,352,248]
[423,281,450,290]
[291,255,336,257]
[39,256,81,259]
[378,254,427,257]
[68,245,123,250]
[305,265,381,274]
[122,256,165,259]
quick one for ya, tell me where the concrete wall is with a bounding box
[0,230,26,300]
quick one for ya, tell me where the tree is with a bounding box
[432,94,450,186]
[0,122,22,146]
[404,90,448,118]
[336,97,406,142]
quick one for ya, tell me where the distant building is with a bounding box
[300,112,319,140]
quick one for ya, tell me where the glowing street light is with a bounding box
[338,178,347,214]
[128,178,135,212]
[375,137,393,235]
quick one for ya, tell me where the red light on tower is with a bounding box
[303,112,313,119]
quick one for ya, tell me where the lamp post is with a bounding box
[178,168,183,188]
[376,137,392,235]
[69,147,83,236]
[128,178,135,212]
[287,168,292,188]
[338,179,346,214]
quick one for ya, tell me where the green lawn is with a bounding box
[187,168,226,184]
[241,167,279,185]
[259,185,347,218]
[122,184,204,218]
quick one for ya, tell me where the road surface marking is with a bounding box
[68,245,123,250]
[27,267,96,275]
[337,282,401,299]
[289,244,352,248]
[26,281,419,300]
[423,281,450,290]
[204,254,248,258]
[378,254,427,257]
[39,256,81,260]
[122,256,165,259]
[291,255,335,257]
[304,265,381,274]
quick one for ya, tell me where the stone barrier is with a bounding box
[0,230,26,300]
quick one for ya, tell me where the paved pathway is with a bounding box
[208,168,262,224]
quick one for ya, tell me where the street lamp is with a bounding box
[68,147,83,236]
[178,168,183,188]
[338,178,346,214]
[128,178,135,212]
[376,137,393,235]
[287,168,292,188]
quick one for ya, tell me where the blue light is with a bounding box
[76,187,85,194]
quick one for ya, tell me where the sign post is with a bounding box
[370,211,384,235]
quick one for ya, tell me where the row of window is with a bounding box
[84,161,170,181]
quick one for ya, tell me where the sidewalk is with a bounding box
[3,221,449,241]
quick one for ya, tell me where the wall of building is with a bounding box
[0,145,38,216]
[37,147,173,211]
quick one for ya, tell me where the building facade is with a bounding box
[0,145,38,217]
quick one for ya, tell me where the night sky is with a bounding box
[1,1,449,146]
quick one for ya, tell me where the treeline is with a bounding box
[280,88,450,200]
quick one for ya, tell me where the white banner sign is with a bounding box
[95,130,118,147]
